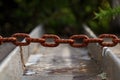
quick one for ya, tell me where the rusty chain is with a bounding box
[0,33,120,47]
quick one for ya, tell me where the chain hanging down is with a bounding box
[0,33,120,47]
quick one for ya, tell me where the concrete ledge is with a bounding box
[84,25,120,80]
[102,48,120,80]
[0,25,44,80]
[83,24,103,65]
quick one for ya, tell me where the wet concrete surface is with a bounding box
[24,44,103,80]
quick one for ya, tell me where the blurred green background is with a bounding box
[0,0,119,36]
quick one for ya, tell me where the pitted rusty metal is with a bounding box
[98,34,119,47]
[41,34,60,47]
[70,35,89,47]
[0,33,120,47]
[12,33,30,46]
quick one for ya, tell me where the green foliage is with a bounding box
[94,6,120,20]
[88,0,112,34]
[0,0,115,36]
[44,8,76,34]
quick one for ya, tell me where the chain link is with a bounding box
[41,34,60,47]
[69,35,89,47]
[0,33,120,47]
[55,39,74,44]
[98,34,119,47]
[12,33,30,46]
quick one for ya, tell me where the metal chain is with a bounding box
[0,33,120,47]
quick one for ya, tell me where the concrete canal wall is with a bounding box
[0,25,120,80]
[0,25,44,80]
[84,25,120,80]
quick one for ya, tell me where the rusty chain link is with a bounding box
[98,34,119,47]
[12,33,31,46]
[69,35,89,47]
[41,34,60,47]
[0,33,120,47]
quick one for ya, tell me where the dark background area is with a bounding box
[0,0,120,37]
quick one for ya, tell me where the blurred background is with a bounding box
[0,0,120,36]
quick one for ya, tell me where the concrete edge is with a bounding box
[84,25,120,80]
[102,47,120,80]
[0,25,44,80]
[22,25,44,63]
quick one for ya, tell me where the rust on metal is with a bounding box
[12,33,31,46]
[0,33,120,47]
[98,34,119,47]
[55,39,74,44]
[41,34,60,47]
[20,46,26,71]
[69,35,89,47]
